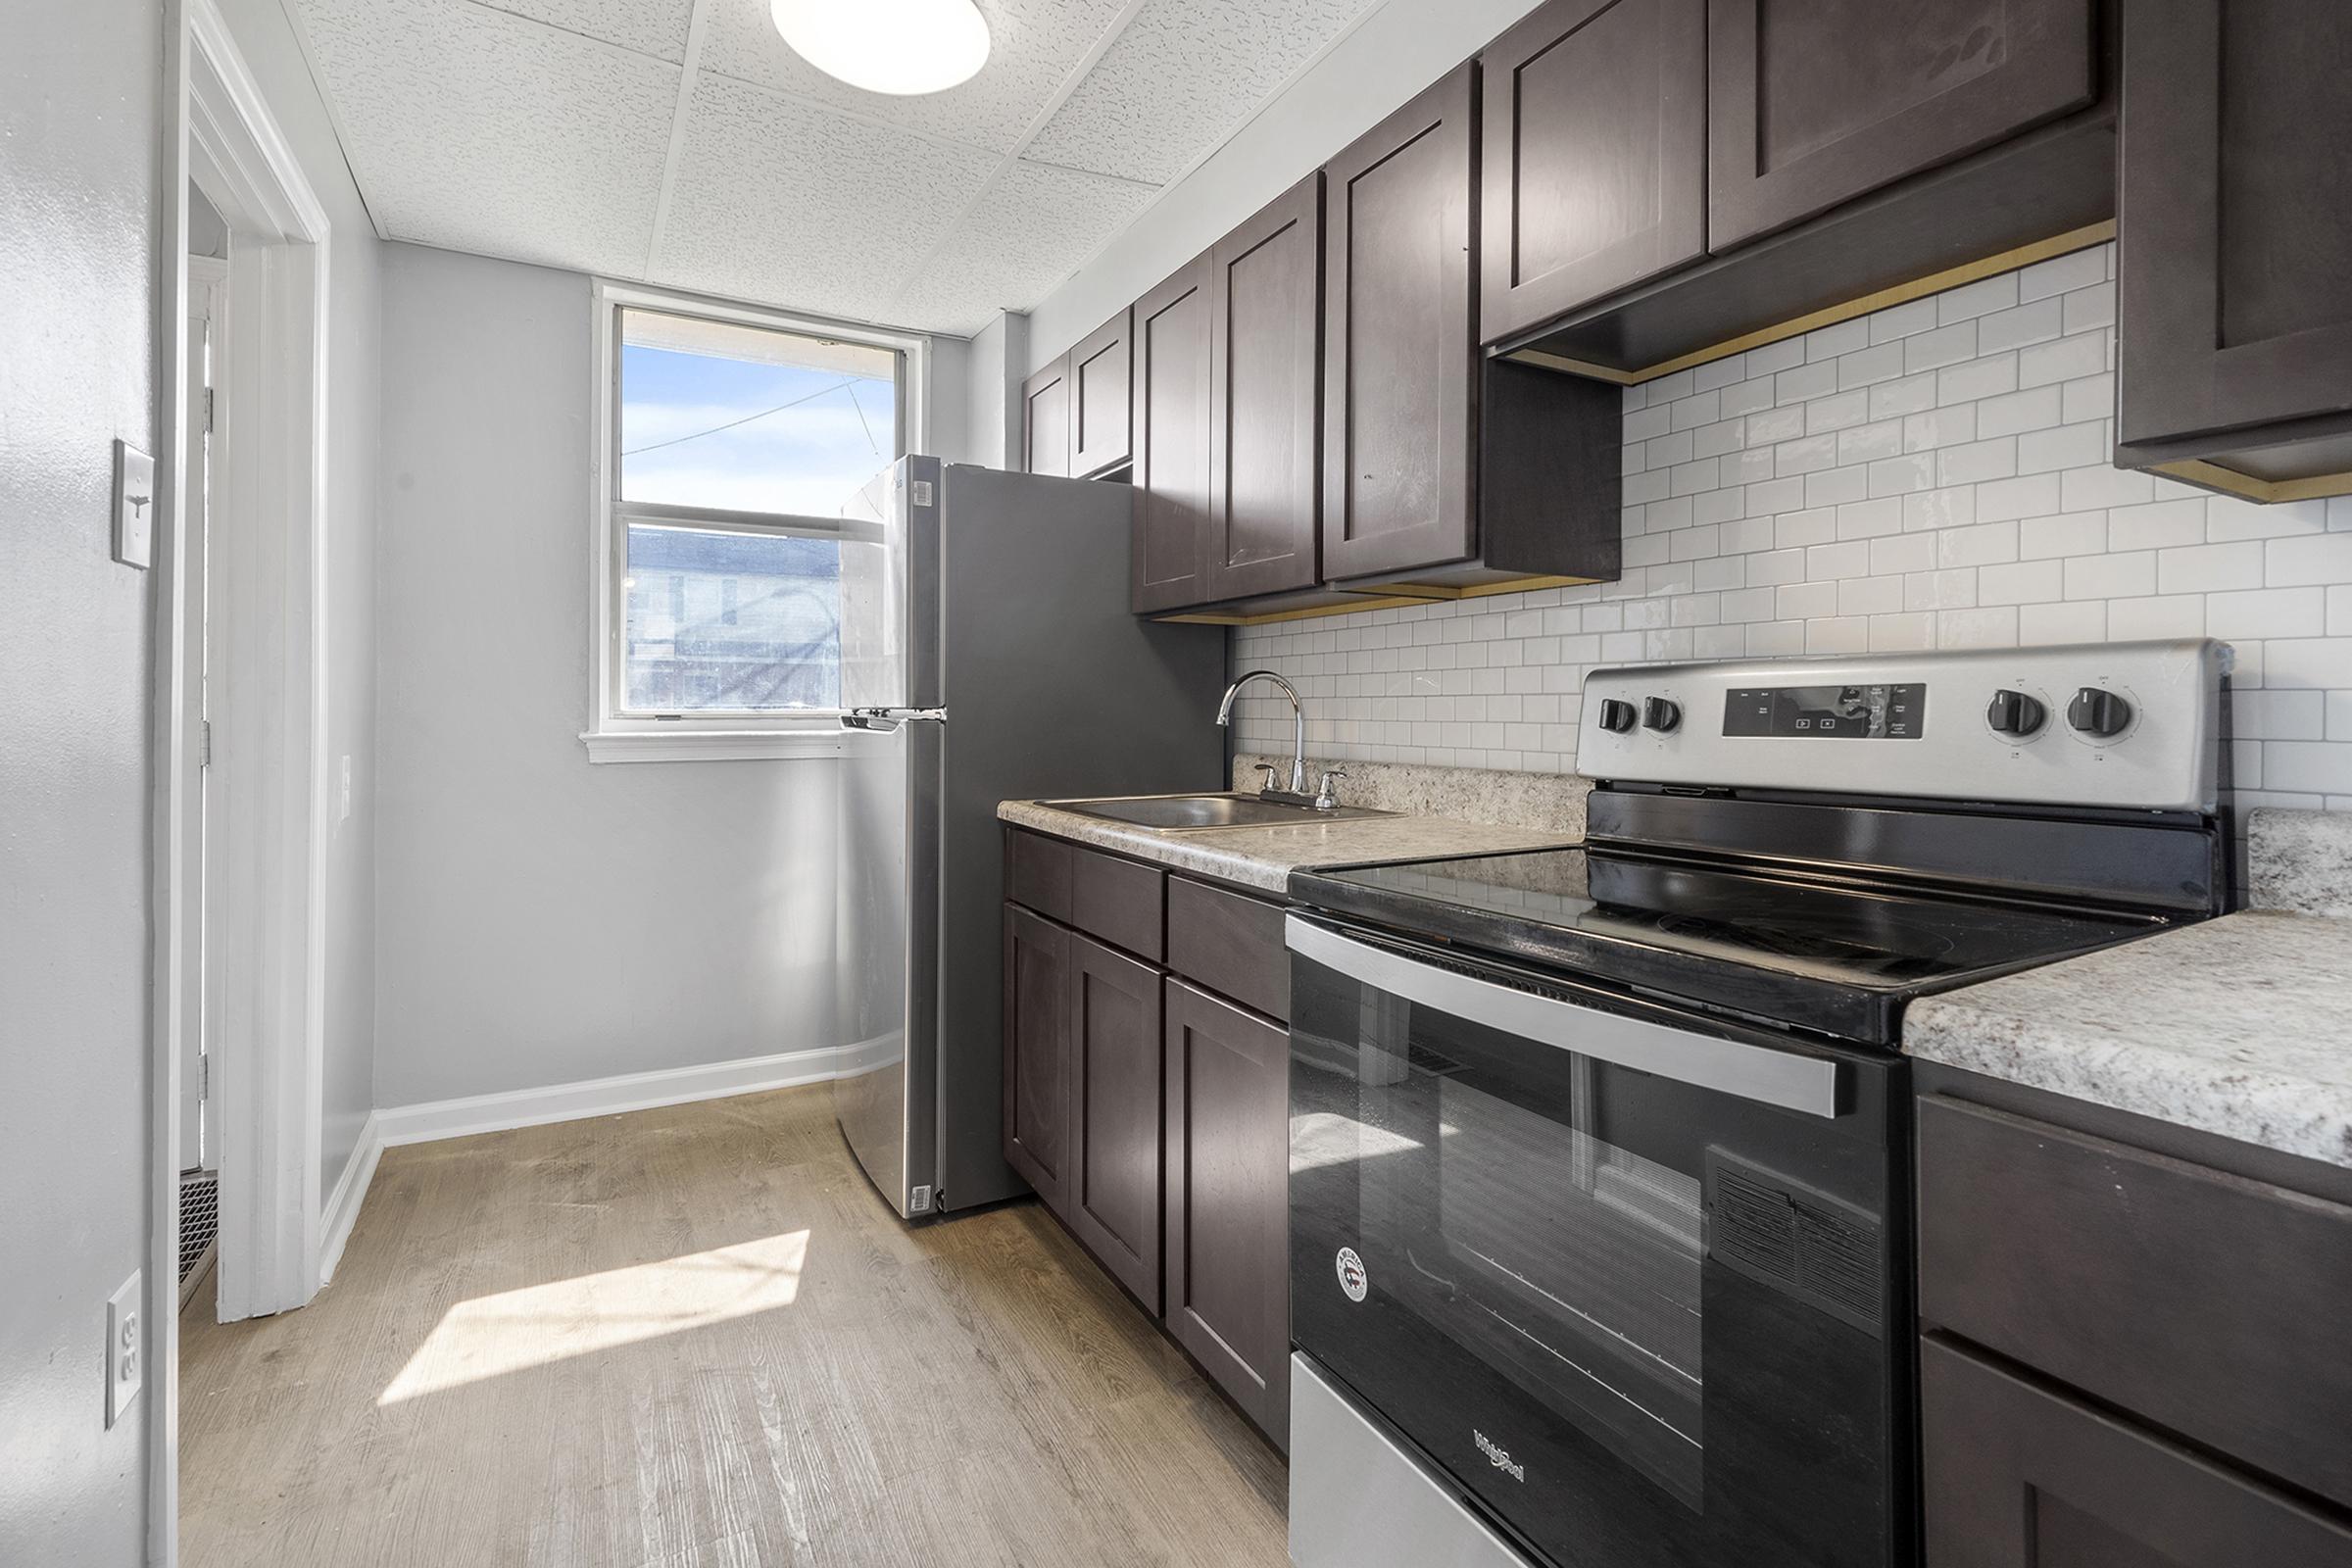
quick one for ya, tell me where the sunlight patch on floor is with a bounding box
[377,1229,810,1405]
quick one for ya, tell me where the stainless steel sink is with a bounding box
[1043,793,1391,831]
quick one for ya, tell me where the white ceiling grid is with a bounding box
[293,0,1387,335]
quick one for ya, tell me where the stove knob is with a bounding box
[1985,688,2047,737]
[1642,697,1682,734]
[1597,698,1638,734]
[2068,687,2133,738]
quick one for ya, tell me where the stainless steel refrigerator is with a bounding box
[830,456,1224,1219]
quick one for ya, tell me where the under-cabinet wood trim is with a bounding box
[1153,573,1601,625]
[1505,220,2118,386]
[2149,459,2352,505]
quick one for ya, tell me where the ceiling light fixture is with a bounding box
[770,0,992,96]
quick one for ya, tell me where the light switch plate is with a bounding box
[114,439,154,569]
[106,1271,143,1428]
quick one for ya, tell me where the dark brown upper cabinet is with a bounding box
[1130,256,1212,613]
[1021,353,1071,477]
[1325,64,1481,582]
[1480,0,1707,346]
[2114,0,2352,500]
[1069,308,1134,478]
[1323,62,1624,596]
[1709,0,2098,251]
[1201,173,1323,605]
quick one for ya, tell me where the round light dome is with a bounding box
[770,0,992,96]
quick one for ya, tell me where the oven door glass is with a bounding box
[1289,918,1908,1568]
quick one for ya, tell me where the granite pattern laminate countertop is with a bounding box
[1904,909,2352,1169]
[997,798,1575,897]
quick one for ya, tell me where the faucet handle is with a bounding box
[1314,768,1348,810]
[1251,761,1279,794]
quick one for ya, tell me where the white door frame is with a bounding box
[169,0,334,1334]
[181,252,226,1173]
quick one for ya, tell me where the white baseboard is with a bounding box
[373,1047,842,1151]
[318,1109,383,1287]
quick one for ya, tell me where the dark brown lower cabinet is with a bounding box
[1065,930,1164,1310]
[1162,978,1291,1446]
[1922,1338,2352,1568]
[1001,904,1070,1209]
[1002,836,1294,1447]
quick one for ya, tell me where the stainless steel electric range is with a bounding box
[1283,641,2232,1568]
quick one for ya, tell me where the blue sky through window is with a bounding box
[620,334,896,516]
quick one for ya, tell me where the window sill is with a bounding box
[579,728,846,764]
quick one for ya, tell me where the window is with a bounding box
[586,282,925,761]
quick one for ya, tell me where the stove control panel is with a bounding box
[1580,641,2230,813]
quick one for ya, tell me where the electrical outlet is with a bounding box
[106,1272,143,1428]
[113,440,154,569]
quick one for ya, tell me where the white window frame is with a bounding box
[583,278,930,762]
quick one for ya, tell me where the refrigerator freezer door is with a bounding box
[836,455,943,714]
[832,718,942,1217]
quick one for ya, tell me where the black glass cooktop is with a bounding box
[1289,847,2178,1046]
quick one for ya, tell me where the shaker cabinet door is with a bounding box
[2117,0,2352,451]
[1065,931,1165,1310]
[1480,0,1706,345]
[1131,257,1213,612]
[1922,1339,2352,1568]
[1324,62,1480,581]
[1708,0,2096,250]
[1202,173,1323,604]
[1163,979,1291,1446]
[1070,308,1134,478]
[1002,903,1071,1212]
[1022,354,1072,477]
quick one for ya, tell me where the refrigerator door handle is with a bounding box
[840,707,948,732]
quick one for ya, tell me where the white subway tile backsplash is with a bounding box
[2268,533,2352,587]
[1232,242,2352,821]
[2018,510,2107,560]
[2106,497,2208,552]
[1977,385,2063,439]
[1939,520,2021,568]
[2158,542,2265,596]
[1868,296,1941,343]
[2059,371,2115,427]
[2018,330,2106,388]
[2106,595,2206,640]
[1976,297,2065,354]
[2018,246,2106,301]
[1978,560,2066,606]
[1937,272,2019,323]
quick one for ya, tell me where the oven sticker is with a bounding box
[1335,1247,1369,1303]
[1474,1431,1526,1483]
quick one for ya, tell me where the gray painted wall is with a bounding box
[1024,0,1547,370]
[0,0,158,1558]
[373,243,846,1107]
[962,311,1027,470]
[215,0,384,1200]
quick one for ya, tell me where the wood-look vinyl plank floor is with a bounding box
[179,1086,1289,1568]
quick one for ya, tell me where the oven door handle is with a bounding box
[1286,916,1842,1118]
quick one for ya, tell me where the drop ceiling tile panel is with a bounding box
[698,0,1132,156]
[657,74,1003,326]
[888,159,1155,336]
[297,0,677,276]
[469,0,697,62]
[1026,0,1380,184]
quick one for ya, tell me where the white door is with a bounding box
[181,254,224,1172]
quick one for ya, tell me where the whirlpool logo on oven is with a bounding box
[1474,1430,1526,1483]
